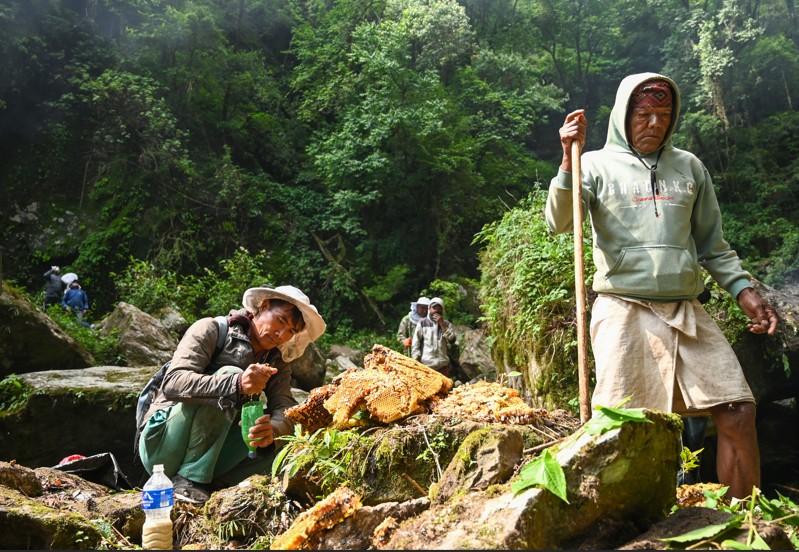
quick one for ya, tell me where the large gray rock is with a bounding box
[0,465,142,550]
[0,283,94,377]
[288,343,326,391]
[733,280,799,403]
[452,325,497,381]
[96,302,177,367]
[0,365,155,485]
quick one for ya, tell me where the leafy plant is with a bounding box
[195,247,275,319]
[0,374,33,413]
[112,257,200,319]
[679,445,704,484]
[663,487,799,549]
[416,429,450,478]
[218,519,245,542]
[272,426,358,497]
[113,247,273,324]
[583,404,653,436]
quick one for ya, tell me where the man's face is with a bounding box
[252,302,300,352]
[430,304,443,319]
[627,106,672,155]
[415,304,428,317]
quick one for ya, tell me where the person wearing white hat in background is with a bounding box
[396,296,430,356]
[137,285,326,504]
[412,296,456,376]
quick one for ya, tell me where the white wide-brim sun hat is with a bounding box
[242,285,327,362]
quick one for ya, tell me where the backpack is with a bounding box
[134,315,229,430]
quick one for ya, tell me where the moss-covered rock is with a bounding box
[382,409,682,550]
[0,485,104,550]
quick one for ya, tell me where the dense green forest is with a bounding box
[1,0,797,351]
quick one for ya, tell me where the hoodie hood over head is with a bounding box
[605,73,681,155]
[545,72,753,302]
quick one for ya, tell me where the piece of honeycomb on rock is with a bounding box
[322,345,453,428]
[270,486,362,550]
[285,384,337,434]
[364,344,453,397]
[363,376,425,424]
[323,368,385,428]
[371,516,399,549]
[429,380,539,424]
[286,345,454,432]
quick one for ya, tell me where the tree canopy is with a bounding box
[1,0,797,345]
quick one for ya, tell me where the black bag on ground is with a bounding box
[52,452,134,490]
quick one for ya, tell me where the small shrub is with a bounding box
[46,305,124,365]
[474,188,592,412]
[0,374,33,413]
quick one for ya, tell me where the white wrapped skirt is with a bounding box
[589,294,754,415]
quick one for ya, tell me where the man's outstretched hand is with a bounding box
[737,288,778,335]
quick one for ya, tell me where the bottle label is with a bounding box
[142,488,174,509]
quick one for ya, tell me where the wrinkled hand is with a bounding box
[737,288,778,335]
[240,363,277,395]
[403,337,412,348]
[243,414,274,449]
[559,109,587,171]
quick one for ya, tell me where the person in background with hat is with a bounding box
[137,285,326,504]
[396,296,430,356]
[412,296,457,376]
[545,73,778,499]
[42,265,65,309]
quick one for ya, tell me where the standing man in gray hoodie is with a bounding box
[546,73,778,499]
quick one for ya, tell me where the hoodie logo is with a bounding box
[606,178,694,206]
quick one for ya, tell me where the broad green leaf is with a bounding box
[584,405,653,435]
[751,532,772,549]
[721,534,770,550]
[510,449,569,503]
[661,521,736,542]
[720,540,754,550]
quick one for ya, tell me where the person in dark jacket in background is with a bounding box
[137,285,326,504]
[43,265,65,309]
[62,279,91,328]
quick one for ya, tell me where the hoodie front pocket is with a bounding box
[605,246,700,295]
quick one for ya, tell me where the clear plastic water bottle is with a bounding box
[141,464,173,550]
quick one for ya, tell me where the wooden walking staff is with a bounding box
[571,140,591,424]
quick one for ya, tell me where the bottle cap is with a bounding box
[154,464,164,472]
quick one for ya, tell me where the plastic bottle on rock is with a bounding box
[141,464,173,550]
